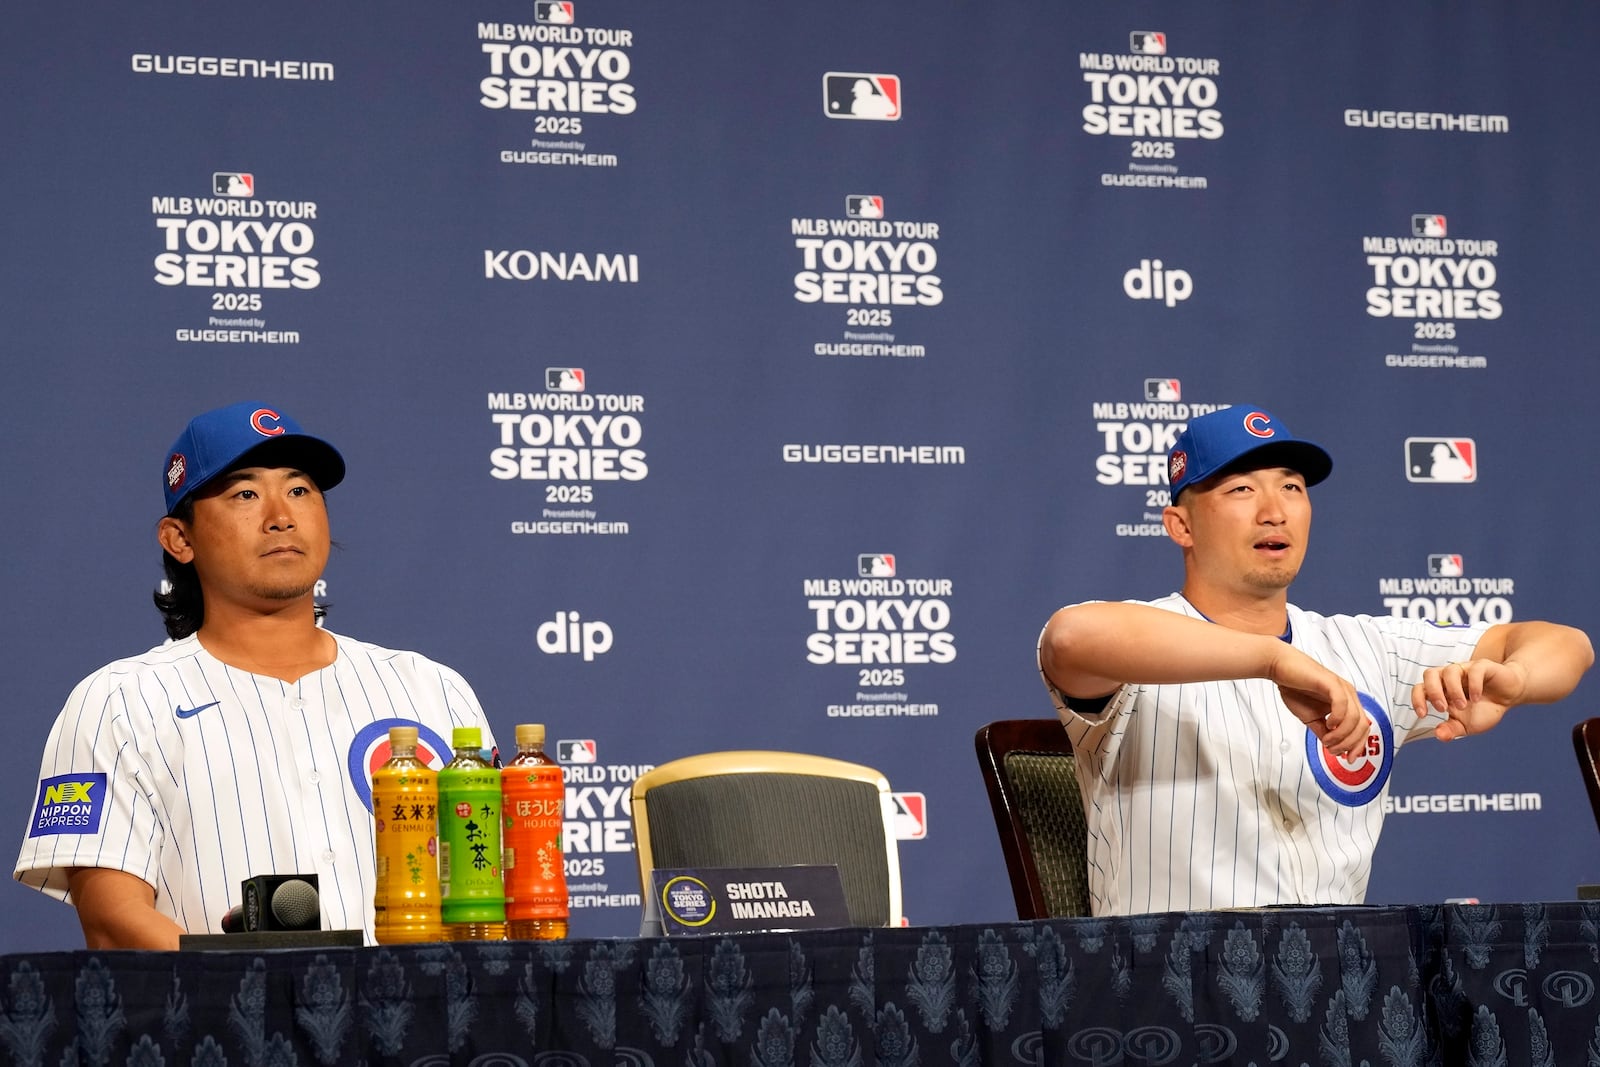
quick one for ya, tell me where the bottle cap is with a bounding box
[452,726,483,750]
[516,723,545,746]
[388,726,419,750]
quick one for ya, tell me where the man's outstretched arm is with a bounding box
[1040,602,1370,757]
[1416,620,1593,740]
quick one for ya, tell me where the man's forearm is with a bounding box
[68,867,184,950]
[1042,601,1285,697]
[1493,621,1594,705]
[80,904,184,950]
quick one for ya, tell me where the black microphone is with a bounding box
[185,872,361,950]
[239,874,322,932]
[216,874,322,933]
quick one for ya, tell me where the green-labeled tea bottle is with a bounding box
[438,725,507,940]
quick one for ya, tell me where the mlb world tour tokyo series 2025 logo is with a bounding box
[1362,214,1500,371]
[791,195,944,358]
[487,369,648,537]
[803,555,953,720]
[1077,31,1224,190]
[151,173,320,343]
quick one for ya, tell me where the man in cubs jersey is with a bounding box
[14,401,496,948]
[1038,405,1592,916]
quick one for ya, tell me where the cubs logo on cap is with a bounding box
[1242,412,1275,438]
[1166,404,1332,500]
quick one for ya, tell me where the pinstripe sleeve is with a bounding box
[14,668,166,900]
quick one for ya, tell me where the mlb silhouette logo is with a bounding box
[890,792,926,840]
[824,73,901,121]
[546,367,586,392]
[1130,31,1167,55]
[535,1,575,24]
[557,739,597,763]
[1427,554,1464,577]
[1144,378,1181,401]
[1405,438,1476,483]
[214,172,254,198]
[858,554,896,578]
[1411,214,1447,238]
[846,195,885,219]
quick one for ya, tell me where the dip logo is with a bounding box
[1123,259,1192,307]
[537,611,614,660]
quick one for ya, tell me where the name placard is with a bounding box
[650,865,850,934]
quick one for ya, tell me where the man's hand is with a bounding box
[1414,658,1530,741]
[1268,645,1371,758]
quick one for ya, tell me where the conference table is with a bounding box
[3,902,1597,1065]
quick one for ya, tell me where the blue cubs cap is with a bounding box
[1167,405,1332,501]
[163,401,345,514]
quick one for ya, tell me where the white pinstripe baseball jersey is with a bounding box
[15,631,495,944]
[1037,594,1489,916]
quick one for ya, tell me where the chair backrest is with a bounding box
[630,750,902,928]
[1572,718,1600,836]
[974,719,1092,919]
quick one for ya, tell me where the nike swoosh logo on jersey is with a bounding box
[175,701,222,719]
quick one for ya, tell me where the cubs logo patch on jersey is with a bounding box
[346,718,451,813]
[1305,691,1395,806]
[28,773,108,837]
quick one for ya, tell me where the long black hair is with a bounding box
[153,497,203,639]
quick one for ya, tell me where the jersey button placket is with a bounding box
[1265,688,1308,899]
[284,683,335,865]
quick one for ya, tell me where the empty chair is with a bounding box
[974,719,1092,919]
[630,750,902,927]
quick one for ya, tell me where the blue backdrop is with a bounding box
[4,1,1595,952]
